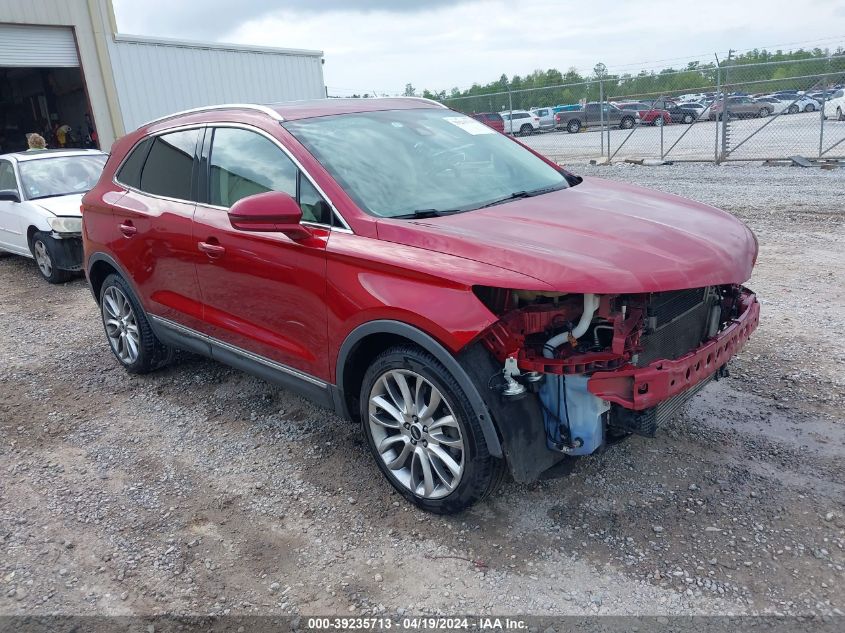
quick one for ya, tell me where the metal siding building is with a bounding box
[0,0,325,150]
[108,35,325,132]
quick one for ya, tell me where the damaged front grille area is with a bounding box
[637,287,718,366]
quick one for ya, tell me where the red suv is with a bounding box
[470,111,506,133]
[82,98,759,514]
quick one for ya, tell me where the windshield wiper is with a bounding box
[475,184,566,209]
[391,208,463,219]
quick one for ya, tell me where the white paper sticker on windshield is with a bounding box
[443,116,496,135]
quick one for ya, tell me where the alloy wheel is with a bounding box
[368,369,465,499]
[33,239,52,277]
[102,286,141,365]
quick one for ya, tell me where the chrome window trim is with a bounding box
[204,122,352,232]
[111,123,353,232]
[140,104,284,128]
[148,314,328,388]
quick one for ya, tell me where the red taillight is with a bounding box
[555,114,561,121]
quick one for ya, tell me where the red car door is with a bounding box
[108,128,206,331]
[191,125,331,381]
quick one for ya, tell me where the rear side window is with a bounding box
[115,137,152,189]
[139,129,199,200]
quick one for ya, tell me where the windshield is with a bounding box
[19,155,107,200]
[284,108,568,218]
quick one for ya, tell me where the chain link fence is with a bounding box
[442,55,845,163]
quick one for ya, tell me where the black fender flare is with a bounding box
[335,320,503,458]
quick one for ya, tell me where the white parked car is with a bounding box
[0,149,107,283]
[824,88,845,121]
[501,110,540,135]
[769,94,821,114]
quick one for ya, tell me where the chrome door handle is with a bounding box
[119,222,137,237]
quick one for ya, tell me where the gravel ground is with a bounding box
[1,162,843,618]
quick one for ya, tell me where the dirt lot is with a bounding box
[1,162,843,618]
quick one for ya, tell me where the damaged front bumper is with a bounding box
[48,234,84,271]
[587,289,759,410]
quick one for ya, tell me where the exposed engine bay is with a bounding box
[475,284,760,456]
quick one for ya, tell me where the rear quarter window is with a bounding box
[139,129,199,200]
[115,137,152,189]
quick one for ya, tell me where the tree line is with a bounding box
[400,47,845,112]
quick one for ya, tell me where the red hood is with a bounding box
[375,177,757,293]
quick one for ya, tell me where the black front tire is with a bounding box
[683,114,694,124]
[99,273,174,374]
[30,232,72,284]
[620,116,634,129]
[359,345,505,514]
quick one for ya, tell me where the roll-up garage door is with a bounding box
[0,24,79,67]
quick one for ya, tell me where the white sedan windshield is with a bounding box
[19,155,107,200]
[284,108,568,218]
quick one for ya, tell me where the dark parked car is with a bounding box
[645,99,703,124]
[82,99,759,514]
[554,102,638,133]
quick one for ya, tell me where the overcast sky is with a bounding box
[112,0,845,96]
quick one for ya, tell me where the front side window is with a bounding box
[18,155,107,200]
[0,160,16,190]
[298,174,332,225]
[209,127,297,208]
[284,108,569,218]
[139,129,198,200]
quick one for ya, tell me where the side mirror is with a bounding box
[0,189,21,203]
[227,191,312,240]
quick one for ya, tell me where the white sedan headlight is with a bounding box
[48,216,83,234]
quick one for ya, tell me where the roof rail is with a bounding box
[141,103,284,127]
[393,96,448,109]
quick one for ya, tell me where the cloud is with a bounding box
[112,0,845,95]
[112,0,467,40]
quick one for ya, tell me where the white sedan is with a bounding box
[772,95,821,114]
[824,88,845,121]
[0,149,107,283]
